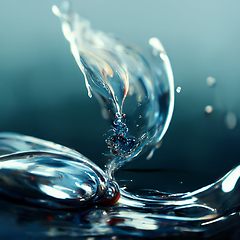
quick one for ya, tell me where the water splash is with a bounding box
[52,3,174,175]
[51,3,240,237]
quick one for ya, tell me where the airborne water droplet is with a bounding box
[225,112,237,129]
[205,105,213,114]
[176,86,181,93]
[206,76,216,87]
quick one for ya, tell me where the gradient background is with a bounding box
[0,0,240,226]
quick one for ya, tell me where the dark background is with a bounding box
[0,0,240,214]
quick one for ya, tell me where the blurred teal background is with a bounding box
[0,0,240,193]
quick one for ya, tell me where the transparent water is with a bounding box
[52,2,174,176]
[0,2,239,239]
[0,132,240,238]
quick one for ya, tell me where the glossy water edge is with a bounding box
[0,132,240,238]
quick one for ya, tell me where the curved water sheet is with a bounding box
[119,165,240,218]
[0,133,120,209]
[52,2,175,175]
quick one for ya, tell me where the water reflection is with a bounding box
[0,132,240,238]
[0,196,239,239]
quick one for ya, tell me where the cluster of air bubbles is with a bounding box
[204,76,216,115]
[106,114,139,158]
[204,76,238,129]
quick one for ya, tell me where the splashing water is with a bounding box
[0,2,239,238]
[52,3,174,176]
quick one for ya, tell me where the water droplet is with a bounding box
[225,112,237,129]
[136,124,139,127]
[139,115,142,119]
[176,86,181,93]
[206,76,216,87]
[205,105,213,114]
